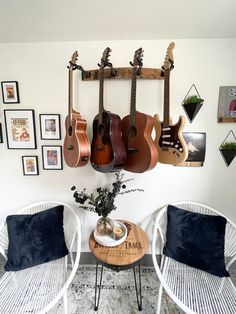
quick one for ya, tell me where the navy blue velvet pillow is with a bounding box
[4,205,69,271]
[163,205,229,277]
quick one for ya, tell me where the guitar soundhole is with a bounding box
[68,125,73,136]
[128,126,137,138]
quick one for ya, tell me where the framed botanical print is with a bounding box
[42,145,63,170]
[4,109,36,149]
[22,156,39,176]
[39,114,61,140]
[1,81,20,104]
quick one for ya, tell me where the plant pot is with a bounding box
[96,217,114,236]
[182,102,203,123]
[219,149,236,167]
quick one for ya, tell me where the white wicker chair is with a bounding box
[0,201,81,314]
[152,201,236,314]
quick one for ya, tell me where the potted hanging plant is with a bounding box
[219,141,236,166]
[182,94,204,123]
[71,172,144,236]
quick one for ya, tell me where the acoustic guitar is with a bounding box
[121,48,159,173]
[90,47,126,172]
[154,42,188,165]
[63,51,91,167]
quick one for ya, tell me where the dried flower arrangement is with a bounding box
[71,172,144,218]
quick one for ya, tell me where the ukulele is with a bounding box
[154,42,188,165]
[90,47,126,172]
[63,51,91,167]
[121,48,159,173]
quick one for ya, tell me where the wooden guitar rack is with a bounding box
[81,67,164,81]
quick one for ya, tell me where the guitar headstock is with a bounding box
[99,47,112,68]
[163,42,175,71]
[130,48,144,69]
[68,50,79,70]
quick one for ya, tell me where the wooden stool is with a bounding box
[89,220,148,311]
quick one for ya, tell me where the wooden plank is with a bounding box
[82,67,164,81]
[89,220,148,266]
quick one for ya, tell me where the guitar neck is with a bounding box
[163,69,170,127]
[98,66,105,124]
[68,68,73,125]
[130,67,138,126]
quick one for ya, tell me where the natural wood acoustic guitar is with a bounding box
[154,42,188,165]
[63,51,91,167]
[121,48,159,173]
[90,47,126,172]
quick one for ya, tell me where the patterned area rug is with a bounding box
[49,265,182,314]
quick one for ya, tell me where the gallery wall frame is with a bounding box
[4,109,37,149]
[1,81,20,104]
[39,114,61,140]
[0,123,3,143]
[42,145,63,170]
[22,156,39,176]
[218,86,236,123]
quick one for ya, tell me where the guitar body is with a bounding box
[122,111,158,173]
[64,109,91,167]
[91,111,126,172]
[154,114,188,165]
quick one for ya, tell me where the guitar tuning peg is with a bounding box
[130,61,133,67]
[98,63,101,67]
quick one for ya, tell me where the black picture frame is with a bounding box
[22,156,39,176]
[4,109,37,149]
[42,145,63,170]
[39,114,61,140]
[1,81,20,104]
[0,123,3,143]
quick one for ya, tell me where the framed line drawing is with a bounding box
[218,86,236,123]
[22,156,39,176]
[39,114,61,140]
[0,123,3,143]
[1,81,20,104]
[4,109,37,149]
[42,145,63,170]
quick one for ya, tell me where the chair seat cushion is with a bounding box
[163,205,229,277]
[4,205,69,271]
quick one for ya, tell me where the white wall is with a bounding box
[0,39,235,252]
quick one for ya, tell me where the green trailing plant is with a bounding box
[221,142,236,150]
[71,172,144,218]
[183,94,204,105]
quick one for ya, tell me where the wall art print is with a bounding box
[42,145,63,170]
[218,86,236,123]
[4,109,36,149]
[178,132,206,167]
[1,81,20,104]
[39,114,61,140]
[22,156,39,176]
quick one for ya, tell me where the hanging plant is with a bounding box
[183,95,204,106]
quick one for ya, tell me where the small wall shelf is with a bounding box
[81,67,164,81]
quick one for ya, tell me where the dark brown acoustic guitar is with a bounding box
[63,51,91,167]
[90,47,126,172]
[153,42,188,165]
[121,48,159,173]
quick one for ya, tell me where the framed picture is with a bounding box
[22,156,39,176]
[1,81,20,104]
[0,123,3,143]
[218,86,236,123]
[42,145,63,170]
[178,132,206,167]
[39,114,61,140]
[4,109,36,149]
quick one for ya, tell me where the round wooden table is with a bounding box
[89,220,148,311]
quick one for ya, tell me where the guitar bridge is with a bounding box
[127,147,139,153]
[81,156,88,161]
[96,146,104,151]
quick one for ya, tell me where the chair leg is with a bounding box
[156,282,163,314]
[63,290,68,314]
